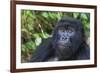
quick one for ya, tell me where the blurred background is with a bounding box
[21,10,90,63]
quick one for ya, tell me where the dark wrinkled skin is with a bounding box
[30,17,90,62]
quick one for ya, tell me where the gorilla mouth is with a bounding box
[58,44,66,48]
[58,44,71,49]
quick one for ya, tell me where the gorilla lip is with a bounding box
[58,44,69,49]
[58,45,65,49]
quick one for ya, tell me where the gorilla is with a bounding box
[30,17,90,62]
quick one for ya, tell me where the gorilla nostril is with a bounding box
[62,38,65,40]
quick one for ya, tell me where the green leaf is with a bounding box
[42,12,48,18]
[81,13,88,20]
[33,33,40,38]
[73,13,79,18]
[35,37,42,46]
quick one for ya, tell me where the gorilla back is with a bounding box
[30,17,90,62]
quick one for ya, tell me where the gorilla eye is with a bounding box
[58,27,66,32]
[67,26,75,32]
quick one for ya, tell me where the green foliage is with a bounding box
[21,10,90,62]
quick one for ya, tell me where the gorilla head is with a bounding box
[52,17,85,60]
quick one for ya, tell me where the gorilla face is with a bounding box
[52,17,83,60]
[57,25,75,49]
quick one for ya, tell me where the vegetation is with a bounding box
[21,10,90,62]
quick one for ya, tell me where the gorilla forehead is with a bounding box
[56,17,83,30]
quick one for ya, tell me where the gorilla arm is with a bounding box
[30,38,54,62]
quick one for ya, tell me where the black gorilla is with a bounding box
[30,17,90,62]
